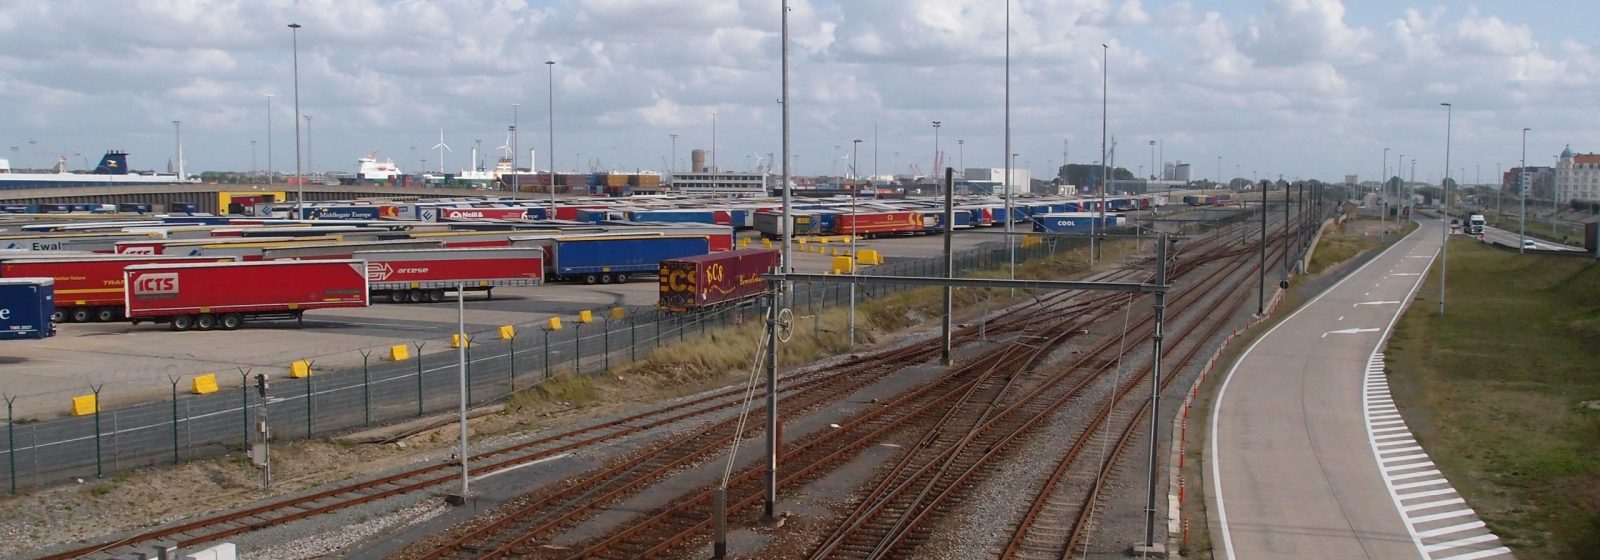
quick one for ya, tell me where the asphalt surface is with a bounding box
[1207,220,1511,559]
[1477,222,1586,252]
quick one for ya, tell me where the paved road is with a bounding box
[1208,219,1513,559]
[1478,223,1585,252]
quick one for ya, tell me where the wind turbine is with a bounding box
[432,129,452,174]
[497,131,513,159]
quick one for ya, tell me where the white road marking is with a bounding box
[1323,327,1381,338]
[1416,521,1484,539]
[1354,300,1403,306]
[1435,546,1512,560]
[1392,272,1423,276]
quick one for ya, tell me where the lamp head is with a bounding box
[287,23,301,29]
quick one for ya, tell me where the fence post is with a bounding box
[604,317,611,372]
[413,342,426,417]
[358,350,372,426]
[629,315,637,363]
[573,324,583,376]
[5,394,14,494]
[508,333,517,393]
[304,360,315,438]
[655,312,662,348]
[239,368,251,451]
[90,384,103,478]
[465,337,474,405]
[543,329,552,380]
[169,375,180,465]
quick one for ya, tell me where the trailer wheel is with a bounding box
[387,291,406,304]
[407,290,425,303]
[69,308,91,323]
[614,273,630,283]
[584,274,600,285]
[196,314,217,331]
[599,273,613,284]
[50,310,64,323]
[220,313,242,330]
[94,307,116,322]
[172,315,195,331]
[427,289,445,303]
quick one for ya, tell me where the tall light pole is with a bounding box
[711,112,718,173]
[264,94,274,184]
[1004,0,1014,283]
[1097,43,1109,267]
[546,60,556,209]
[250,140,257,180]
[172,120,183,180]
[849,138,863,348]
[288,23,303,215]
[512,103,520,193]
[304,115,313,175]
[1381,147,1389,236]
[1148,140,1156,181]
[1217,156,1222,189]
[931,121,942,181]
[957,139,964,173]
[669,133,678,174]
[1440,102,1452,315]
[1520,128,1530,253]
[766,0,793,527]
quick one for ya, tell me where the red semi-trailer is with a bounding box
[658,248,780,311]
[124,259,369,331]
[1,255,232,323]
[356,247,544,303]
[832,211,926,237]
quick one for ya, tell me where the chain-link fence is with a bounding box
[0,230,1122,491]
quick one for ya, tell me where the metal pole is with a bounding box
[714,487,728,559]
[604,317,612,371]
[256,374,270,489]
[170,376,180,465]
[512,104,519,193]
[1521,128,1530,253]
[508,333,517,392]
[763,291,780,522]
[1258,185,1266,315]
[457,287,469,497]
[849,185,857,347]
[265,94,273,183]
[288,23,303,215]
[240,368,250,451]
[1005,0,1015,284]
[360,350,372,426]
[573,324,582,375]
[1097,43,1109,267]
[414,341,426,417]
[92,384,102,478]
[942,168,955,366]
[543,329,551,380]
[547,60,556,207]
[4,395,13,494]
[1441,103,1452,315]
[1143,234,1169,548]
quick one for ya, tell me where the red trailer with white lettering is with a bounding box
[123,259,369,331]
[355,247,544,303]
[1,255,231,323]
[832,211,926,237]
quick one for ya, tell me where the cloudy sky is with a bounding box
[1,0,1594,184]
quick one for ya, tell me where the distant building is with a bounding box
[1162,162,1192,182]
[1555,145,1600,203]
[963,168,1031,195]
[1344,174,1359,186]
[669,171,767,197]
[1502,166,1555,199]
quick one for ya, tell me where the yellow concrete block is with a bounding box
[389,344,410,361]
[290,360,312,378]
[761,238,773,249]
[578,310,593,324]
[547,317,563,331]
[192,373,218,395]
[818,237,829,244]
[832,256,855,274]
[857,249,884,265]
[1021,235,1042,248]
[71,394,98,416]
[610,307,625,320]
[451,333,471,348]
[498,325,516,340]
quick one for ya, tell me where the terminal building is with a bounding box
[963,168,1031,196]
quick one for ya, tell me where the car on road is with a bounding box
[1523,239,1538,250]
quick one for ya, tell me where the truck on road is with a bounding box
[124,259,369,331]
[355,247,544,303]
[1466,214,1486,235]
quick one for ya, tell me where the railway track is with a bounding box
[803,225,1292,559]
[539,223,1286,559]
[44,258,1139,560]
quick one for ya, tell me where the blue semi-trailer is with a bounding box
[0,277,56,340]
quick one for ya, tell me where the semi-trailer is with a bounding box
[658,249,780,311]
[548,235,711,284]
[355,247,544,303]
[124,259,370,331]
[0,278,55,340]
[1,255,232,322]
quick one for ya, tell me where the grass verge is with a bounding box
[1385,238,1600,559]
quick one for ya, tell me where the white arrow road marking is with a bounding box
[1323,327,1381,338]
[1354,301,1402,307]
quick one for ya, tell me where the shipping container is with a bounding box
[0,278,55,340]
[438,207,530,221]
[124,259,369,330]
[659,249,779,311]
[754,211,821,238]
[2,255,231,322]
[1031,213,1126,234]
[256,239,445,260]
[356,247,543,303]
[0,232,159,252]
[301,206,385,220]
[549,235,711,284]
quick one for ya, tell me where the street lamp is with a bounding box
[1520,128,1530,253]
[1096,43,1108,267]
[670,133,678,175]
[512,103,519,193]
[288,22,303,215]
[264,93,274,183]
[1440,102,1452,315]
[957,139,964,174]
[1381,147,1389,237]
[172,120,183,181]
[1148,140,1156,181]
[304,114,312,175]
[849,138,863,347]
[546,60,556,209]
[931,121,942,181]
